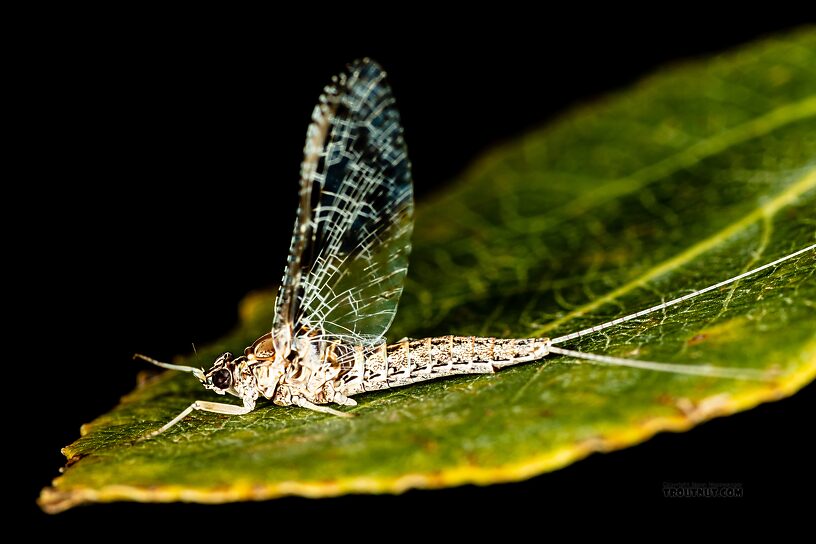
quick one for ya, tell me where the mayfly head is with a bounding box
[202,352,238,395]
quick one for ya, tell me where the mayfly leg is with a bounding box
[141,400,255,440]
[294,397,354,418]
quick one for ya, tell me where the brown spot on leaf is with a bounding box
[674,397,696,416]
[65,454,84,468]
[464,453,481,466]
[656,393,675,406]
[688,334,708,346]
[60,454,86,473]
[577,435,608,452]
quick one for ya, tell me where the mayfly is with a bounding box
[137,58,814,439]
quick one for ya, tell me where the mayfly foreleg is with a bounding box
[142,400,255,440]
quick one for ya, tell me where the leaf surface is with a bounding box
[40,29,816,512]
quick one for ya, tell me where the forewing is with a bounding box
[273,59,413,350]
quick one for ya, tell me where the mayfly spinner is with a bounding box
[137,58,814,439]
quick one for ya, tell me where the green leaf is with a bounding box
[40,29,816,513]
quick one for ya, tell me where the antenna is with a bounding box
[134,353,206,381]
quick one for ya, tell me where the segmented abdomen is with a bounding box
[338,336,550,395]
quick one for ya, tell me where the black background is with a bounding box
[17,11,815,533]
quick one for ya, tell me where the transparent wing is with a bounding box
[272,58,413,352]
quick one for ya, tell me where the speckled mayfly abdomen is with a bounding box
[337,336,551,395]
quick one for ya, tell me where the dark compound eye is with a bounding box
[211,368,232,389]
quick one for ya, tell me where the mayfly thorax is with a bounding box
[136,58,815,439]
